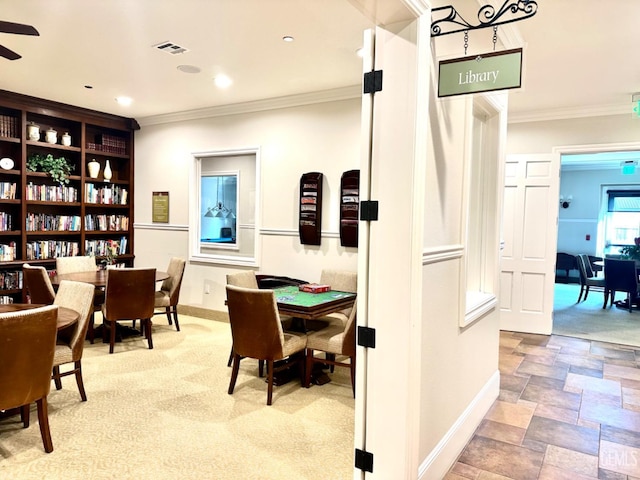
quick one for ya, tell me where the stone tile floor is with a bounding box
[445,331,640,479]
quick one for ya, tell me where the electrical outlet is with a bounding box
[204,284,210,294]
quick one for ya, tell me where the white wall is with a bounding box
[133,98,360,311]
[558,168,640,256]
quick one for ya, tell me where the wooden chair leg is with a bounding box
[266,360,274,405]
[350,355,356,398]
[36,397,53,453]
[227,346,234,367]
[305,349,314,388]
[88,312,95,344]
[259,359,265,378]
[172,307,180,332]
[165,306,172,325]
[20,404,30,428]
[145,318,154,349]
[228,353,241,394]
[109,320,116,354]
[578,285,585,303]
[74,360,87,401]
[52,366,62,390]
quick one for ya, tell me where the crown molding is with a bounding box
[138,86,362,127]
[508,102,630,124]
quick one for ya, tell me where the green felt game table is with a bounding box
[273,285,356,319]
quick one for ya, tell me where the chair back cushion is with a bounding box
[160,257,186,304]
[579,254,595,278]
[226,271,259,289]
[23,264,56,304]
[0,305,58,410]
[226,285,285,360]
[320,269,357,318]
[54,280,96,360]
[103,268,156,320]
[604,259,639,293]
[56,256,97,275]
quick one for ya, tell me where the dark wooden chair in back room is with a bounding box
[603,258,640,312]
[575,254,606,303]
[22,263,56,304]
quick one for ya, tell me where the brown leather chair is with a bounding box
[0,305,59,453]
[51,280,96,401]
[305,301,357,397]
[56,255,102,344]
[153,257,186,331]
[22,263,56,304]
[226,284,307,405]
[101,268,156,354]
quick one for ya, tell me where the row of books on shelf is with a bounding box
[26,240,80,260]
[87,133,127,155]
[26,213,81,232]
[0,212,12,231]
[85,237,127,256]
[26,183,78,202]
[0,270,22,290]
[84,214,129,232]
[0,241,16,261]
[85,183,128,205]
[0,182,16,200]
[0,114,18,138]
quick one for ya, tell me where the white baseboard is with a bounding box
[418,370,500,479]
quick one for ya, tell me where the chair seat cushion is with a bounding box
[53,344,74,366]
[154,290,170,307]
[306,325,346,354]
[281,331,307,358]
[586,278,606,288]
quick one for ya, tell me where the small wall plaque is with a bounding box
[152,191,169,223]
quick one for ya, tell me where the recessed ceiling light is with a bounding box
[282,35,294,42]
[177,65,201,74]
[115,96,132,106]
[214,75,232,88]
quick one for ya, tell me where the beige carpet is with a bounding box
[553,283,640,347]
[0,315,355,480]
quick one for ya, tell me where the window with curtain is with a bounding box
[604,189,640,249]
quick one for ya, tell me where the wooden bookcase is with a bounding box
[339,169,359,248]
[0,90,139,303]
[299,172,323,245]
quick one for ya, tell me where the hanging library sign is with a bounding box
[438,48,522,98]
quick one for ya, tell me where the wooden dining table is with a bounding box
[0,303,79,330]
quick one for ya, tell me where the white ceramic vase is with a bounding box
[87,159,100,179]
[103,159,112,182]
[62,132,71,146]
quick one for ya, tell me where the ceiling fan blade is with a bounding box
[0,44,21,60]
[0,21,39,36]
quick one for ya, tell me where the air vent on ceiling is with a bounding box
[153,41,189,55]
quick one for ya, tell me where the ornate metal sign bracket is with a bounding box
[431,0,538,37]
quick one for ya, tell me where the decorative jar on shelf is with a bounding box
[45,128,57,144]
[87,159,100,179]
[103,159,112,182]
[61,132,71,146]
[27,122,40,141]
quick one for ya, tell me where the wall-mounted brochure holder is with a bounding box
[299,172,323,245]
[339,170,359,248]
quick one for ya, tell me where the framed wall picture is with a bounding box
[152,191,169,223]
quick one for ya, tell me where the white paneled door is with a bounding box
[500,153,560,334]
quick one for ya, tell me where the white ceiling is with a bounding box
[0,0,638,126]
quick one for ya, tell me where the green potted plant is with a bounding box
[620,237,640,261]
[26,153,74,185]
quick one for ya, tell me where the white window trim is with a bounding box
[189,147,261,267]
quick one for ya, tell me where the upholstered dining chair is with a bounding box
[318,269,357,327]
[22,263,56,304]
[226,284,307,405]
[603,258,640,312]
[0,304,58,453]
[305,301,357,397]
[102,268,156,353]
[56,255,102,344]
[226,271,260,369]
[153,257,186,331]
[575,254,606,303]
[51,280,96,401]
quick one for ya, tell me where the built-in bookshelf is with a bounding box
[0,90,139,302]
